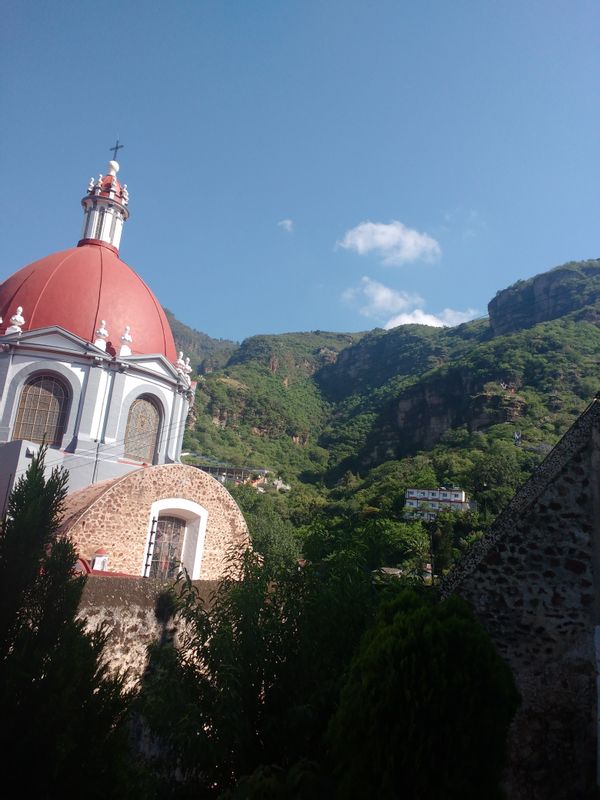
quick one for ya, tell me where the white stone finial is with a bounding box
[94,319,109,351]
[6,306,25,334]
[182,357,193,386]
[87,177,95,192]
[107,160,119,176]
[175,351,186,372]
[119,325,133,356]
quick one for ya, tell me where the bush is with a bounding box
[328,588,519,799]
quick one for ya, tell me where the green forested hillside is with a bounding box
[183,331,363,477]
[164,309,238,372]
[175,259,600,539]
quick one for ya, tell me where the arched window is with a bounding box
[124,395,160,463]
[13,374,68,446]
[148,515,186,579]
[143,498,208,580]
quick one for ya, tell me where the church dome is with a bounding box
[0,242,177,361]
[0,155,177,362]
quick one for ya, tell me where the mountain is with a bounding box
[488,259,600,335]
[175,260,600,501]
[183,331,364,477]
[164,309,238,372]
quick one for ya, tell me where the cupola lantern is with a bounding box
[79,158,129,252]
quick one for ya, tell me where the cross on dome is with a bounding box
[109,138,124,161]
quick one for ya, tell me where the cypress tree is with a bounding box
[0,447,142,798]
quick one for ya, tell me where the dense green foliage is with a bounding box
[328,589,520,799]
[229,483,302,569]
[0,448,140,798]
[137,554,517,798]
[0,453,516,797]
[133,260,596,793]
[137,548,377,797]
[184,331,362,476]
[176,262,600,543]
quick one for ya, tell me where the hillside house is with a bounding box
[404,486,473,520]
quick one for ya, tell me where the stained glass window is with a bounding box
[13,375,68,446]
[124,396,160,462]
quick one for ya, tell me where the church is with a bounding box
[0,153,249,583]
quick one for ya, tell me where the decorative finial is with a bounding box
[119,325,133,356]
[94,319,109,351]
[107,160,119,177]
[181,357,193,386]
[6,306,25,334]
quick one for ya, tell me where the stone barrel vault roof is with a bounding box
[60,463,250,581]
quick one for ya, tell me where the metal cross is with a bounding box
[109,139,124,160]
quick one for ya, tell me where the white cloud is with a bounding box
[337,220,441,265]
[385,307,480,329]
[278,218,294,233]
[343,276,421,318]
[440,208,487,240]
[342,276,479,329]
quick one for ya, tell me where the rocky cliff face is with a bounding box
[488,260,600,336]
[316,324,450,402]
[362,369,526,465]
[228,332,360,378]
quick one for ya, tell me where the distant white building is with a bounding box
[404,487,474,521]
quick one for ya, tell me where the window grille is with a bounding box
[149,515,185,580]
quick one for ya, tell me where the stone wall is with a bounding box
[78,575,219,687]
[442,398,600,800]
[60,463,250,579]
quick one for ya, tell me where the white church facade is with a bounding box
[0,156,249,581]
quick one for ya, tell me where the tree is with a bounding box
[230,484,301,569]
[0,447,141,798]
[328,588,519,799]
[137,546,377,796]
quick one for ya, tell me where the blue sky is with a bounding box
[2,1,599,342]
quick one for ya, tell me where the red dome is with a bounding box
[0,241,177,362]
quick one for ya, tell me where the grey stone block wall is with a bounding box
[443,398,600,800]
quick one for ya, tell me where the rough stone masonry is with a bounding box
[442,396,600,800]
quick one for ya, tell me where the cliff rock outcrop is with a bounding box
[488,260,600,336]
